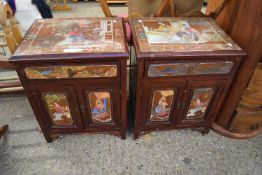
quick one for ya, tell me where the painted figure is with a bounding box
[150,90,174,121]
[89,92,112,123]
[154,97,169,117]
[44,94,73,126]
[186,88,213,119]
[53,102,71,121]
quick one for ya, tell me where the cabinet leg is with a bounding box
[121,131,126,139]
[0,124,8,139]
[133,130,139,140]
[203,128,210,135]
[42,131,53,143]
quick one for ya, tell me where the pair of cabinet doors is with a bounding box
[137,79,227,132]
[30,83,121,133]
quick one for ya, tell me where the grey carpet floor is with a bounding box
[0,94,261,175]
[0,2,261,175]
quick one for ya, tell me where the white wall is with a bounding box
[14,0,42,32]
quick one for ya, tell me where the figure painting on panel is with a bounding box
[89,92,112,123]
[17,19,125,55]
[150,90,175,121]
[186,88,214,119]
[44,94,73,126]
[141,19,225,45]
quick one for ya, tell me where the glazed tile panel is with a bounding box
[148,62,233,77]
[88,92,112,123]
[43,93,73,126]
[150,90,175,121]
[25,65,117,79]
[186,88,214,120]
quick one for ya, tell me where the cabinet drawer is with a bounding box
[24,65,118,79]
[148,61,233,77]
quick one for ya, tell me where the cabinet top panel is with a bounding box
[130,18,242,54]
[13,18,127,57]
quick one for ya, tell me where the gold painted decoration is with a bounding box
[148,62,233,77]
[43,93,73,126]
[25,65,117,79]
[186,88,214,120]
[88,92,112,123]
[150,90,175,121]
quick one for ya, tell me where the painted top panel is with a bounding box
[131,18,242,53]
[14,18,126,56]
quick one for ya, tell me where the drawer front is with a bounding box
[148,61,233,77]
[24,65,118,79]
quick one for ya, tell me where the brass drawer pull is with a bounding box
[67,68,73,78]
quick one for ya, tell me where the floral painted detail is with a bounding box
[186,88,214,120]
[148,62,233,77]
[150,90,175,121]
[25,65,117,79]
[88,92,112,123]
[43,94,73,126]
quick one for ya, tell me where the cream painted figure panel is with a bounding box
[150,90,175,121]
[14,18,126,56]
[186,88,214,120]
[132,18,241,52]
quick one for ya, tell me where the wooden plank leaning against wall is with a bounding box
[212,0,262,138]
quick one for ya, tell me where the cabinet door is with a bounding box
[76,84,121,130]
[30,85,83,131]
[139,81,187,130]
[177,80,227,126]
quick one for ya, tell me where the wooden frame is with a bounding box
[212,0,262,139]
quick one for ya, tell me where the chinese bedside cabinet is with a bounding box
[130,17,246,139]
[10,18,128,142]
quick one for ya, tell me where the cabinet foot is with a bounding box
[133,131,139,140]
[44,135,53,143]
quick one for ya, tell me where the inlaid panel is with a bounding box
[131,18,241,52]
[150,90,175,121]
[43,93,73,126]
[13,18,126,56]
[88,92,112,123]
[186,88,214,120]
[148,62,233,77]
[25,65,117,79]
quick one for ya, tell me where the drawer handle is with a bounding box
[67,68,73,78]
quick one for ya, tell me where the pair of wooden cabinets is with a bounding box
[10,17,245,142]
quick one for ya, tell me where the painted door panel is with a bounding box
[30,85,83,131]
[76,84,121,130]
[139,81,187,129]
[177,80,227,126]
